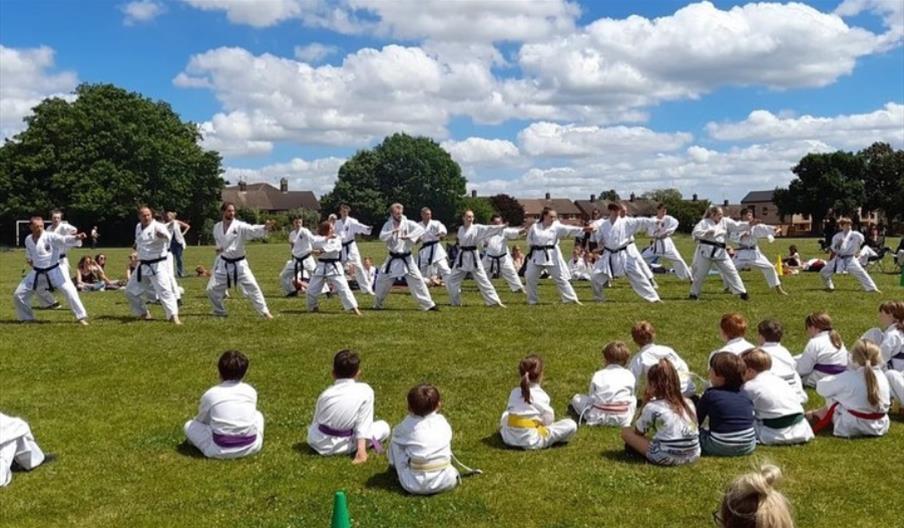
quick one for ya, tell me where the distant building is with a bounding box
[221,178,320,213]
[741,190,814,234]
[518,193,584,225]
[574,192,657,220]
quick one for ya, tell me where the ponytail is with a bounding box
[851,340,882,408]
[719,464,794,528]
[518,355,544,405]
[829,329,843,350]
[805,312,843,349]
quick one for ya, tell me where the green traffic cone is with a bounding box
[331,491,351,528]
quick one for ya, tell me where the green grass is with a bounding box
[0,236,901,527]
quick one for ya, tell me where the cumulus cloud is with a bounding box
[0,45,78,139]
[836,0,904,50]
[705,103,904,149]
[181,0,304,28]
[517,121,692,157]
[441,137,520,165]
[294,42,340,63]
[223,156,346,196]
[121,1,166,25]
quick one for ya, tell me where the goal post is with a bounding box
[15,219,51,247]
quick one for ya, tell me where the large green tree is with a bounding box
[0,83,223,245]
[487,193,525,225]
[859,142,904,224]
[773,151,865,234]
[320,133,467,227]
[641,188,709,233]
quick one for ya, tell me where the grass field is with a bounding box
[1,235,901,527]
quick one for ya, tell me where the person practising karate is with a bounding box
[306,221,362,315]
[590,203,660,303]
[373,203,438,311]
[207,202,275,319]
[820,217,880,293]
[446,209,506,308]
[13,216,89,325]
[278,217,316,297]
[336,205,374,295]
[35,210,80,309]
[524,207,590,305]
[124,206,181,324]
[643,204,691,281]
[689,206,752,301]
[482,214,526,294]
[730,208,788,295]
[417,207,451,286]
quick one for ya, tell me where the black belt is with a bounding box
[318,257,341,275]
[137,256,168,282]
[420,240,440,268]
[698,239,726,259]
[603,245,629,274]
[220,255,246,288]
[834,254,854,273]
[341,240,355,260]
[59,253,67,259]
[888,351,904,370]
[529,245,555,263]
[294,253,312,277]
[653,237,666,254]
[384,251,412,274]
[486,253,507,275]
[455,246,478,268]
[32,262,60,291]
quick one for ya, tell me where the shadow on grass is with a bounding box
[94,315,141,323]
[0,320,49,325]
[364,467,408,495]
[479,432,510,450]
[889,412,904,425]
[280,310,347,316]
[291,441,323,458]
[175,440,206,459]
[600,447,647,466]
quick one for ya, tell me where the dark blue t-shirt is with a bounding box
[697,387,754,433]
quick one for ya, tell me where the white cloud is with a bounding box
[836,0,904,51]
[441,137,520,165]
[705,103,904,149]
[180,0,304,28]
[517,121,692,157]
[223,156,346,196]
[121,1,166,25]
[294,42,340,63]
[0,45,78,139]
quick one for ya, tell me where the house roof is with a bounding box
[573,198,658,218]
[722,204,745,219]
[221,183,320,211]
[741,190,775,203]
[518,198,583,216]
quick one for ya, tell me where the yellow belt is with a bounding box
[409,457,452,472]
[506,415,550,438]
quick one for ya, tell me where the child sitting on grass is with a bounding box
[708,313,755,363]
[698,352,756,457]
[500,355,577,449]
[570,341,637,427]
[741,349,813,446]
[756,319,807,404]
[628,321,696,398]
[795,311,848,388]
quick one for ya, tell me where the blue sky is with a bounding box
[2,0,902,201]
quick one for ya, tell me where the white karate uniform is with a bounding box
[336,216,374,295]
[207,220,270,317]
[499,385,577,449]
[0,413,46,487]
[35,222,79,308]
[388,412,459,495]
[279,227,316,295]
[795,331,849,388]
[760,342,808,404]
[629,344,696,397]
[644,215,691,280]
[446,224,505,306]
[482,228,524,292]
[708,337,757,363]
[306,379,390,455]
[125,222,178,318]
[373,215,436,311]
[14,231,88,322]
[590,216,660,302]
[820,230,878,292]
[306,237,359,312]
[862,324,904,405]
[183,381,264,459]
[524,221,585,305]
[570,365,637,427]
[690,217,750,297]
[742,372,814,445]
[816,367,890,438]
[417,220,451,280]
[569,257,591,281]
[732,224,781,288]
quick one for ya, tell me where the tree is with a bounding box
[599,189,620,202]
[773,151,865,234]
[457,196,494,226]
[320,133,467,227]
[640,188,709,233]
[487,193,524,225]
[641,188,683,204]
[859,142,904,224]
[0,83,223,245]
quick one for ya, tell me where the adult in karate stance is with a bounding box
[307,222,362,315]
[417,207,451,285]
[730,208,788,295]
[820,217,880,293]
[525,207,588,305]
[13,216,89,325]
[336,205,374,295]
[278,217,316,297]
[689,206,752,301]
[446,210,506,307]
[0,412,50,487]
[125,207,181,324]
[620,204,658,289]
[207,202,274,319]
[589,203,660,303]
[643,203,691,281]
[35,210,80,309]
[373,204,438,311]
[482,214,526,294]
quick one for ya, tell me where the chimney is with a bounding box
[692,193,698,202]
[280,177,288,193]
[471,189,477,198]
[723,199,729,207]
[238,180,247,192]
[629,192,635,202]
[590,194,596,202]
[545,192,551,200]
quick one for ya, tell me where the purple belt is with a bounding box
[212,432,257,448]
[813,363,846,375]
[317,423,383,453]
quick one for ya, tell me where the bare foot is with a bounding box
[171,316,182,325]
[776,286,788,295]
[353,308,362,316]
[77,319,89,326]
[141,313,154,321]
[263,313,274,320]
